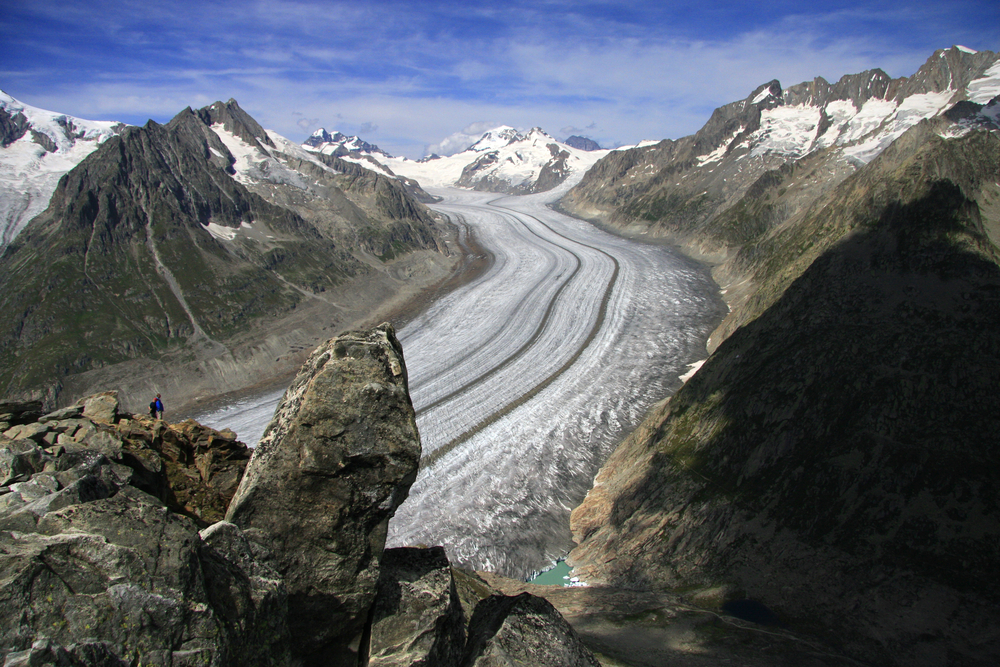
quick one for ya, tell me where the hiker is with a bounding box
[151,393,164,420]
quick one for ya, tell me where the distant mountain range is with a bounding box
[304,124,615,195]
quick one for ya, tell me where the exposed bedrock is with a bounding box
[225,323,421,666]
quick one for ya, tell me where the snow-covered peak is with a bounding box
[523,127,556,143]
[367,125,611,193]
[1,90,123,152]
[1,90,125,247]
[303,128,391,157]
[690,49,1000,169]
[467,126,523,152]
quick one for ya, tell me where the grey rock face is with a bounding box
[463,593,600,667]
[0,393,288,666]
[0,487,287,665]
[0,107,29,148]
[78,391,120,424]
[226,323,421,666]
[369,547,465,667]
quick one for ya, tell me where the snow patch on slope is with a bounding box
[749,105,822,158]
[212,125,342,191]
[967,59,1000,104]
[697,127,744,165]
[843,90,956,163]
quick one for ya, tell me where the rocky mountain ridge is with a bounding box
[560,46,998,262]
[0,98,458,411]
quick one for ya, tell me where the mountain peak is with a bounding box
[467,126,523,152]
[302,129,390,157]
[195,99,274,149]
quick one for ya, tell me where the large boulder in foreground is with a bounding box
[226,323,421,667]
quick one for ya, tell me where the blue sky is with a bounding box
[1,0,996,158]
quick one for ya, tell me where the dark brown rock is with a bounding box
[226,323,421,667]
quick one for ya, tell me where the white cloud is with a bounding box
[426,121,502,156]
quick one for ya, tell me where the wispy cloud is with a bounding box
[2,0,996,158]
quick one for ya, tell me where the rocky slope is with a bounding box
[0,99,457,409]
[567,66,1000,667]
[0,325,600,666]
[0,91,125,249]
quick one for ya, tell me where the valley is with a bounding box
[198,181,726,580]
[2,41,999,666]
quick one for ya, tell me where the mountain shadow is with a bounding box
[571,179,1000,666]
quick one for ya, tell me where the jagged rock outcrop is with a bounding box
[0,392,285,665]
[463,593,600,667]
[369,547,466,667]
[226,324,422,666]
[568,116,1000,665]
[1,328,601,666]
[0,391,252,526]
[371,549,599,667]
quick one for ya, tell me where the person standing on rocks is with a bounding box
[153,394,164,420]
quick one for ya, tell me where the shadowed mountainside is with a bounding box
[569,120,1000,666]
